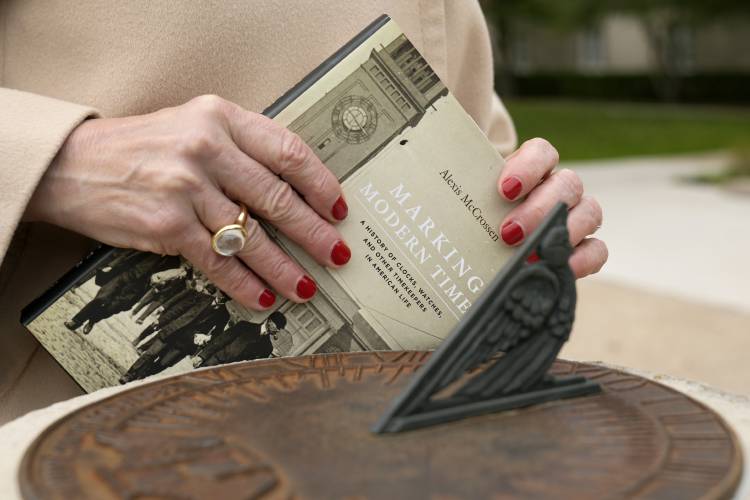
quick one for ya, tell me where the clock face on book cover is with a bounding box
[332,95,378,144]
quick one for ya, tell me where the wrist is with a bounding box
[24,119,99,225]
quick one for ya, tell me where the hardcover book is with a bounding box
[21,15,515,392]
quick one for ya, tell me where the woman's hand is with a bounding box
[26,95,351,310]
[497,138,608,278]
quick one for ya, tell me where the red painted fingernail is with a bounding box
[527,251,540,263]
[332,196,348,221]
[502,176,523,201]
[296,275,317,299]
[259,289,276,308]
[501,221,524,245]
[331,240,351,266]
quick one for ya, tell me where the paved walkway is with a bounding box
[560,153,750,395]
[573,152,750,312]
[565,279,750,395]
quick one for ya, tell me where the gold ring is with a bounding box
[211,203,249,256]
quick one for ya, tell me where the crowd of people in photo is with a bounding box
[64,250,288,384]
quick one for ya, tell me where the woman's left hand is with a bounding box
[497,138,608,278]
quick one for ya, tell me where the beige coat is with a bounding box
[0,0,516,424]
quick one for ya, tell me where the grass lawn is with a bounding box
[504,99,750,162]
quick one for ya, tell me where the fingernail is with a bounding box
[332,196,348,221]
[501,176,523,201]
[259,289,276,308]
[527,251,540,263]
[331,240,351,266]
[501,221,524,245]
[296,275,317,299]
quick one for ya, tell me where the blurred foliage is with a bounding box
[690,148,750,184]
[587,0,750,21]
[509,73,750,104]
[727,148,750,179]
[506,99,750,161]
[483,0,596,30]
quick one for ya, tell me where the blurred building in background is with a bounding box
[482,1,750,103]
[507,15,750,75]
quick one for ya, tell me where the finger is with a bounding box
[498,138,560,202]
[567,195,603,246]
[178,223,276,310]
[224,106,348,222]
[216,150,351,269]
[569,238,609,279]
[499,168,584,246]
[194,188,322,302]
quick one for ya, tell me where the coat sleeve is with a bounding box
[197,324,237,361]
[0,88,99,266]
[442,0,518,157]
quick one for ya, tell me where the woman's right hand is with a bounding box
[25,95,351,310]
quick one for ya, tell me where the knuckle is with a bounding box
[557,169,584,202]
[526,137,560,165]
[200,248,234,277]
[175,129,223,160]
[302,218,329,248]
[131,235,174,256]
[190,94,228,117]
[278,130,311,175]
[144,209,191,243]
[164,167,204,195]
[571,252,589,279]
[582,250,596,275]
[528,203,547,225]
[314,169,333,196]
[211,200,237,229]
[265,256,294,284]
[168,216,193,241]
[594,239,609,269]
[263,181,297,221]
[584,196,603,227]
[580,238,608,275]
[224,268,257,298]
[241,219,265,253]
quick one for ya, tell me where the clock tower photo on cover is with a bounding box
[24,25,502,392]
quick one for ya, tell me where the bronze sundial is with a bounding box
[20,352,742,499]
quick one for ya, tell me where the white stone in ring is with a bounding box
[211,225,248,257]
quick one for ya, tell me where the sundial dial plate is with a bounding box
[20,352,742,499]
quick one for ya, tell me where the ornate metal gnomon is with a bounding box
[374,202,598,433]
[19,353,742,499]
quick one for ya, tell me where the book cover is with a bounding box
[21,15,515,392]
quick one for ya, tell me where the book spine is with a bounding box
[21,245,118,325]
[263,14,390,118]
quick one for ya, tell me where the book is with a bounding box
[21,14,515,392]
